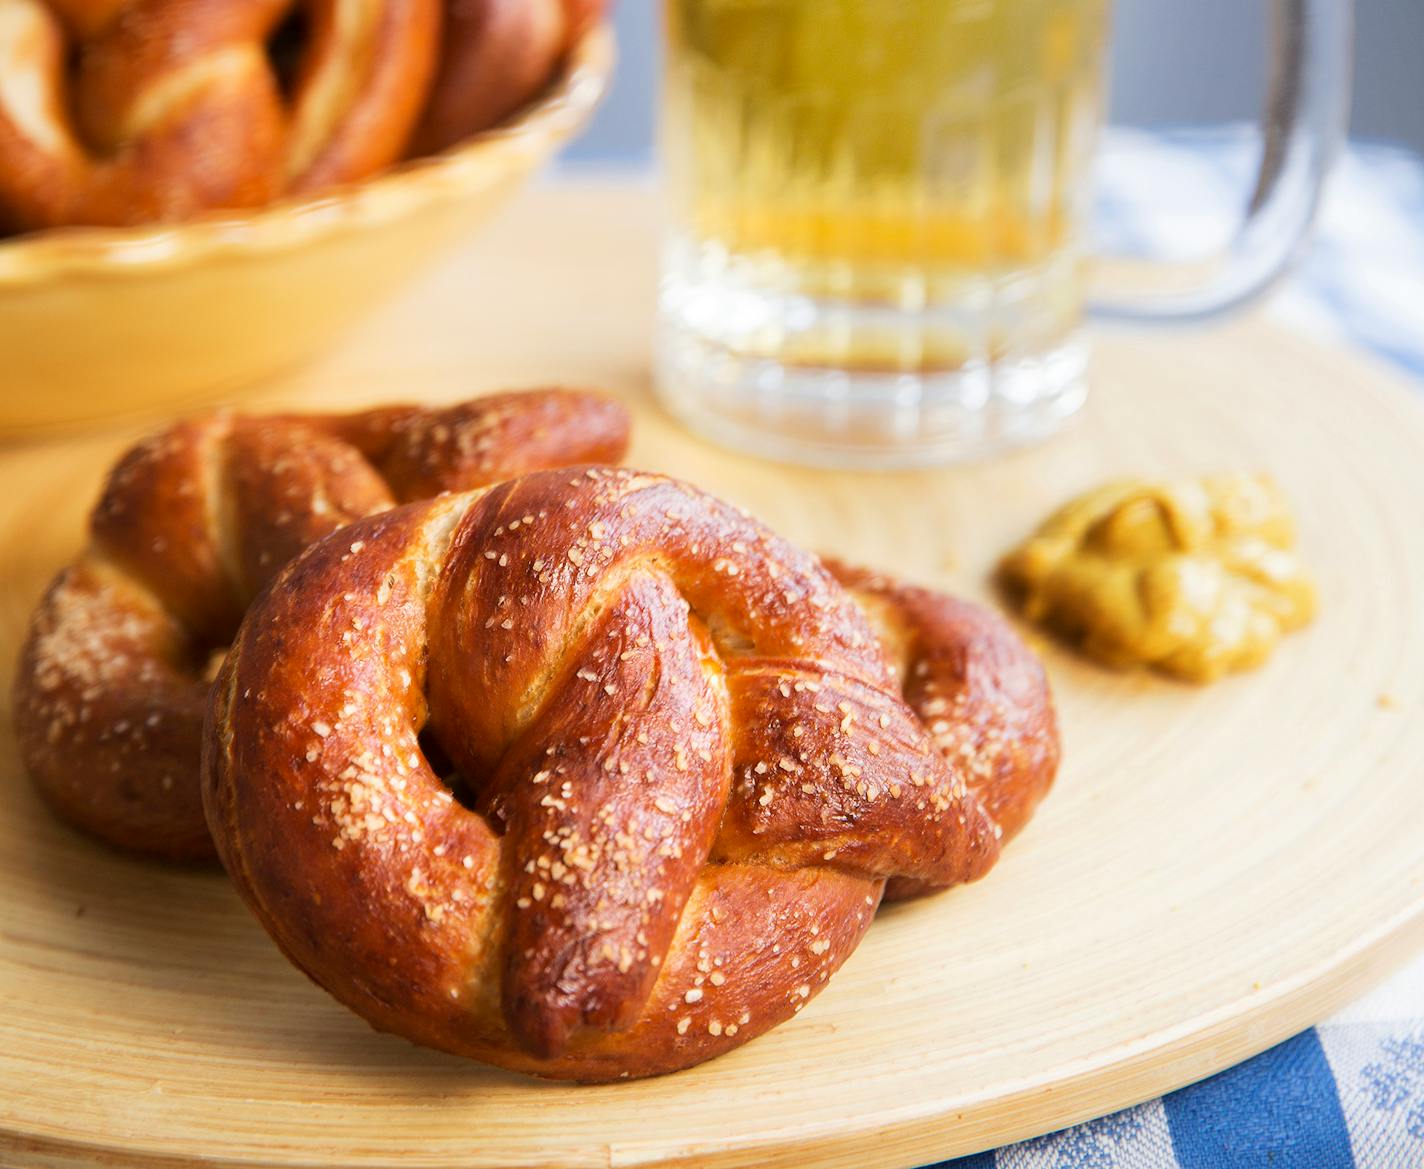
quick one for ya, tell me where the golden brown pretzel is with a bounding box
[412,0,606,155]
[0,0,439,230]
[202,468,1054,1080]
[13,391,630,861]
[825,561,1060,899]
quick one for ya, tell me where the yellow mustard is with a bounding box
[999,474,1317,682]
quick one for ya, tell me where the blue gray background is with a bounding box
[564,2,1424,164]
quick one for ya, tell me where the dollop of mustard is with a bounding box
[999,474,1316,682]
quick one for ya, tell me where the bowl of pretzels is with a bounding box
[0,0,613,437]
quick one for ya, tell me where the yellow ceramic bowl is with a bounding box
[0,28,614,438]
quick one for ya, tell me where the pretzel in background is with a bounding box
[0,0,441,231]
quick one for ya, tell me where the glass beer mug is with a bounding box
[656,0,1352,467]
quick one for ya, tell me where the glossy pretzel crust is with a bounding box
[202,468,1057,1081]
[12,391,629,860]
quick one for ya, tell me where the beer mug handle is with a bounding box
[1090,0,1353,324]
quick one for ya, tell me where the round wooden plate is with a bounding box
[4,186,1424,1169]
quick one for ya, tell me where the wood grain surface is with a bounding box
[3,183,1424,1168]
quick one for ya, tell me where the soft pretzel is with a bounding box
[203,467,1056,1080]
[412,0,606,155]
[13,390,630,861]
[0,0,439,230]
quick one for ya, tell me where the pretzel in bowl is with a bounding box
[0,0,440,230]
[413,0,608,154]
[13,390,630,861]
[203,467,1057,1080]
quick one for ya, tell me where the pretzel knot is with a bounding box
[13,391,629,861]
[205,468,1058,1080]
[0,0,439,230]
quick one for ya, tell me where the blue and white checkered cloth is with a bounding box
[931,129,1424,1169]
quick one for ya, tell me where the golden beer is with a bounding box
[667,0,1108,278]
[657,0,1112,462]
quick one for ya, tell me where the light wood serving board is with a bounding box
[4,183,1424,1169]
